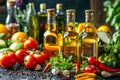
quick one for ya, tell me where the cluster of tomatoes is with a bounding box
[0,38,53,69]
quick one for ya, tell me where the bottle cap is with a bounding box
[47,9,55,18]
[7,0,16,7]
[56,3,62,9]
[28,2,34,6]
[66,9,75,13]
[85,9,94,20]
[40,3,46,9]
[85,9,94,13]
[47,8,55,12]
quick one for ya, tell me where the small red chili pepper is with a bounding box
[74,63,80,73]
[42,63,51,73]
[88,57,120,72]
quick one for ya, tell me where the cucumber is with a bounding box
[9,42,23,52]
[0,39,7,49]
[0,33,5,39]
[0,48,14,53]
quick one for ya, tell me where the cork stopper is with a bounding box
[66,9,75,20]
[56,3,62,9]
[28,2,34,7]
[47,8,55,12]
[66,9,75,14]
[85,9,94,14]
[7,0,16,7]
[47,8,55,18]
[40,3,46,9]
[85,9,94,20]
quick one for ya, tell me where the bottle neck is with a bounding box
[28,4,36,15]
[85,15,95,32]
[40,8,47,13]
[56,8,63,13]
[47,13,56,31]
[66,14,75,31]
[6,4,17,24]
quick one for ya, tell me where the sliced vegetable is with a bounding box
[9,42,23,52]
[0,48,14,53]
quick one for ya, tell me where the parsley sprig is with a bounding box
[49,52,74,70]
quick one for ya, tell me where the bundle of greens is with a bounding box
[104,0,120,30]
[98,30,120,68]
[49,52,74,70]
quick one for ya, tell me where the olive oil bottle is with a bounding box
[44,9,59,55]
[26,3,39,41]
[81,10,98,59]
[63,9,79,63]
[55,3,65,33]
[38,3,47,45]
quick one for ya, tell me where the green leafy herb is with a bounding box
[80,59,88,71]
[50,52,74,70]
[104,0,120,30]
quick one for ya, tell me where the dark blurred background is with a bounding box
[0,0,90,24]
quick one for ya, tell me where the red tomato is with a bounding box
[24,54,38,69]
[34,53,49,65]
[44,50,54,58]
[84,65,97,73]
[0,51,16,68]
[24,38,38,50]
[15,49,28,65]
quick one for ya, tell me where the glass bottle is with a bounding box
[63,9,79,63]
[81,10,98,59]
[6,0,20,38]
[44,9,59,55]
[26,3,39,41]
[38,3,47,45]
[55,3,65,33]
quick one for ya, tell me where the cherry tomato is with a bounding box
[84,65,97,73]
[44,50,54,58]
[15,49,28,65]
[24,38,38,50]
[34,52,49,65]
[24,54,38,69]
[0,51,16,68]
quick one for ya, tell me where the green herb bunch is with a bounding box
[50,52,74,70]
[16,5,28,33]
[98,30,120,67]
[104,0,120,30]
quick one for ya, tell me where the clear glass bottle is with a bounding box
[38,3,47,45]
[26,3,39,41]
[63,9,79,63]
[44,9,59,55]
[55,3,65,33]
[6,0,19,38]
[81,10,98,59]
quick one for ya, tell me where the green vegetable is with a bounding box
[98,30,120,68]
[0,33,5,39]
[0,48,14,53]
[9,42,23,52]
[80,59,88,71]
[0,39,7,49]
[104,53,118,68]
[104,0,120,30]
[49,52,74,70]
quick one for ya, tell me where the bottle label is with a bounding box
[46,35,56,44]
[82,46,93,56]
